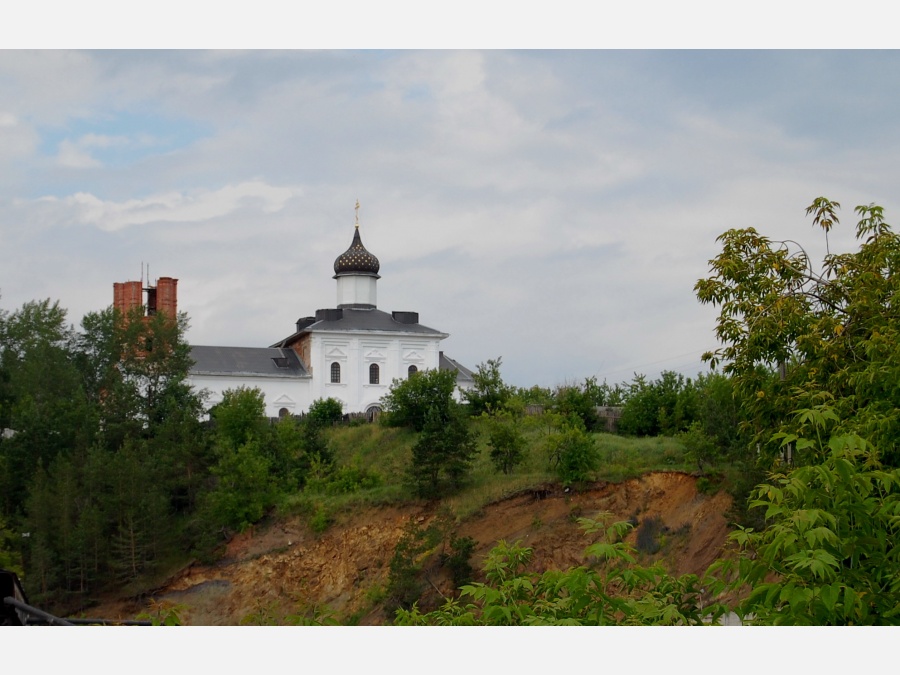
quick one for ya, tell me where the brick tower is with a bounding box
[113,277,178,319]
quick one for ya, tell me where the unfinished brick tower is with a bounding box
[113,276,178,320]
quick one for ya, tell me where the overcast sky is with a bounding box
[2,49,899,388]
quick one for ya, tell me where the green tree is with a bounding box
[617,371,694,437]
[381,368,459,431]
[0,511,23,576]
[692,198,900,624]
[583,376,626,406]
[386,517,445,610]
[0,299,96,515]
[407,404,478,499]
[553,383,600,431]
[485,409,527,474]
[396,517,711,626]
[513,385,555,407]
[203,386,279,532]
[462,357,513,415]
[211,387,270,450]
[695,198,900,466]
[297,416,335,483]
[203,437,275,533]
[306,397,343,427]
[545,417,599,487]
[710,425,900,625]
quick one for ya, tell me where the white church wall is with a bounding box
[190,373,312,418]
[310,331,444,413]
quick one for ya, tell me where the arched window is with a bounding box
[408,365,418,378]
[369,363,380,385]
[330,361,341,383]
[278,407,290,418]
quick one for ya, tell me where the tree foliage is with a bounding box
[306,397,343,427]
[212,387,269,450]
[692,198,900,624]
[381,368,479,498]
[553,384,600,431]
[545,417,599,487]
[711,423,900,625]
[462,357,513,415]
[0,296,213,609]
[396,516,712,626]
[407,404,478,498]
[485,409,527,474]
[381,368,459,432]
[696,198,900,465]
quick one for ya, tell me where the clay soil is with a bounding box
[87,472,732,625]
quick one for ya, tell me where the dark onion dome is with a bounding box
[334,226,380,276]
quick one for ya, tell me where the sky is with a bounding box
[3,48,900,389]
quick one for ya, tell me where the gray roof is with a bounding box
[440,352,475,383]
[190,345,310,378]
[272,308,447,348]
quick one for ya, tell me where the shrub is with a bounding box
[307,397,343,428]
[381,368,458,431]
[485,410,527,474]
[407,404,478,498]
[443,535,476,588]
[546,418,599,487]
[462,357,513,415]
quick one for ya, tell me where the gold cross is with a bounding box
[355,199,360,228]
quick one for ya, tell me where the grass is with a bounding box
[594,433,695,483]
[279,415,697,528]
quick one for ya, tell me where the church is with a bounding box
[179,211,473,418]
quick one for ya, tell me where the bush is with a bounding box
[387,518,444,610]
[546,418,599,487]
[485,410,527,474]
[203,438,275,532]
[381,368,458,431]
[554,385,600,431]
[407,404,478,499]
[307,397,343,428]
[444,535,476,588]
[462,357,513,415]
[307,464,382,495]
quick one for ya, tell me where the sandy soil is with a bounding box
[85,472,732,625]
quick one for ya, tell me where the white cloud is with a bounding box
[5,51,900,388]
[57,180,299,231]
[56,139,101,168]
[56,133,144,168]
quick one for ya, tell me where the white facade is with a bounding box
[188,222,469,418]
[308,331,443,415]
[191,372,312,416]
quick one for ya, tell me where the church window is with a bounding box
[369,363,380,384]
[331,362,341,383]
[408,365,418,378]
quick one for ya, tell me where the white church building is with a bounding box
[186,217,474,418]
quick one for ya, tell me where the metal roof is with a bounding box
[190,345,310,378]
[271,308,447,347]
[440,352,476,383]
[334,226,380,276]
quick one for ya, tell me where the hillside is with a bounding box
[85,471,731,625]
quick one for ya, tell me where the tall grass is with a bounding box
[280,415,695,526]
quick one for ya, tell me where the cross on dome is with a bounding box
[334,204,380,276]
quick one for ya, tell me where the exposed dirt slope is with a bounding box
[88,472,732,625]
